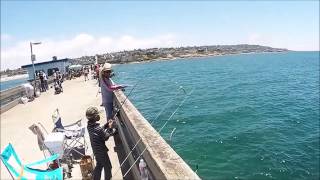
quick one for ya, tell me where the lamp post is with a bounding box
[30,42,41,95]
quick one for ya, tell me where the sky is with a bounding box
[1,0,319,69]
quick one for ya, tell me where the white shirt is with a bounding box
[43,73,47,80]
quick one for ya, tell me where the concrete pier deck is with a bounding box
[0,76,122,179]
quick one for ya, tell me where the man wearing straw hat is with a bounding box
[99,63,125,123]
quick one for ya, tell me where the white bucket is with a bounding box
[35,91,41,97]
[20,97,28,104]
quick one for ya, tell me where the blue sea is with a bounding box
[0,77,29,91]
[113,51,319,180]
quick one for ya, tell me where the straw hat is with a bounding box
[101,63,112,72]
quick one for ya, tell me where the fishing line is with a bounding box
[112,86,187,177]
[149,86,186,125]
[122,88,195,178]
[111,68,156,119]
[169,127,177,141]
[157,88,194,133]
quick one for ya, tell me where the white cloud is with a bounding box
[247,33,275,47]
[1,33,178,69]
[248,33,262,44]
[1,34,12,41]
[2,32,318,70]
[246,32,319,51]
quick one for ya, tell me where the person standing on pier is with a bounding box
[84,66,89,81]
[86,107,115,180]
[43,71,48,90]
[39,71,46,92]
[95,64,100,85]
[99,63,125,122]
[53,70,57,83]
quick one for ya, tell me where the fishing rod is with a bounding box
[112,86,187,177]
[97,66,155,108]
[122,88,195,178]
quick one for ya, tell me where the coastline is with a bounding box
[124,51,289,65]
[0,74,29,82]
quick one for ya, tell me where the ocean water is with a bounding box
[113,51,319,180]
[0,78,28,91]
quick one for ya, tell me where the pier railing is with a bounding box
[0,78,56,114]
[114,91,201,180]
[0,86,25,114]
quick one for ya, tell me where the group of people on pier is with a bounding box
[34,70,63,94]
[36,71,48,92]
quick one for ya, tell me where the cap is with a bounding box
[86,107,99,121]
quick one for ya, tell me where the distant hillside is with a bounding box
[70,44,288,65]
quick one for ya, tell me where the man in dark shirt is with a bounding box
[86,107,115,180]
[39,71,45,92]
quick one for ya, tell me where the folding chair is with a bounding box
[29,123,54,158]
[52,108,87,159]
[0,143,63,180]
[29,123,73,178]
[29,122,65,159]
